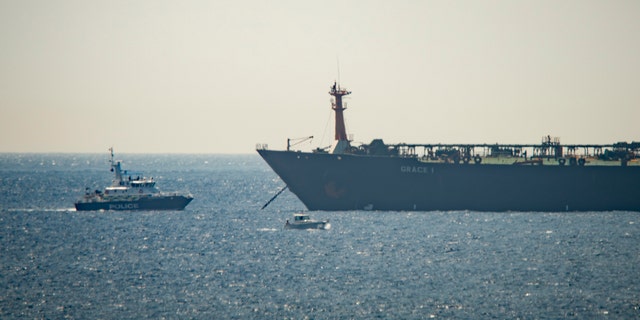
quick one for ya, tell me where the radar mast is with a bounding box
[329,82,352,154]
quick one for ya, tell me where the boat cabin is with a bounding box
[293,214,311,222]
[131,181,156,188]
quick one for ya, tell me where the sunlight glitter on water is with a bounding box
[1,154,639,319]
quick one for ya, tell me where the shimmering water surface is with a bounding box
[1,154,639,319]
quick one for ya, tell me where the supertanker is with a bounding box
[257,82,640,212]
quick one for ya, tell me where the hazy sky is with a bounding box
[1,0,639,154]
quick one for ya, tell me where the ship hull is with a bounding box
[74,195,193,211]
[258,149,640,212]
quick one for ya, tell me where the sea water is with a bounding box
[1,153,639,319]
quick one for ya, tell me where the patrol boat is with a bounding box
[257,82,640,212]
[74,148,193,211]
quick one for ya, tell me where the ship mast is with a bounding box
[329,81,352,154]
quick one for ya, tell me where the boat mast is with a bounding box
[329,82,352,154]
[109,147,123,184]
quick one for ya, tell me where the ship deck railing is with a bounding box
[389,142,639,159]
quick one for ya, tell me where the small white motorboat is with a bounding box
[284,213,330,230]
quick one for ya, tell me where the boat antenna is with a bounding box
[109,147,114,172]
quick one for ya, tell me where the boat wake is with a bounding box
[6,207,76,213]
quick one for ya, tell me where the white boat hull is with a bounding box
[284,220,331,230]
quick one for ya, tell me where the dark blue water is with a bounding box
[1,154,639,319]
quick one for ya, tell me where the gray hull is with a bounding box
[258,149,640,212]
[75,195,193,211]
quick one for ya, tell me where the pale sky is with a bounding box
[1,0,639,154]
